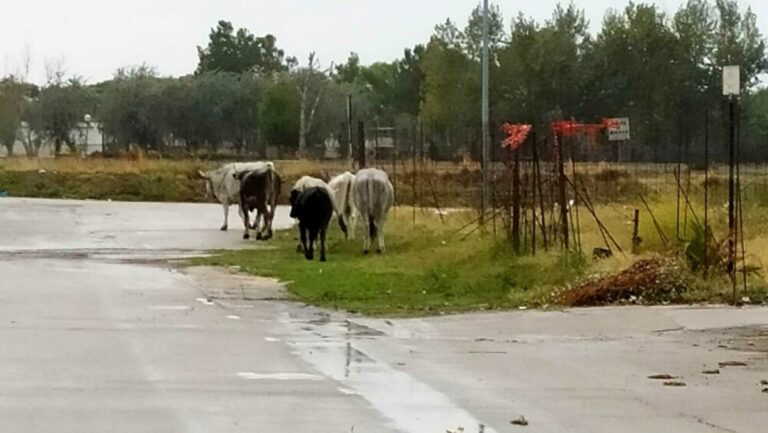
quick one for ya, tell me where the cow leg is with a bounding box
[319,227,327,262]
[376,219,385,254]
[305,226,316,261]
[254,209,264,240]
[221,201,229,231]
[264,204,275,240]
[241,205,250,240]
[349,212,357,240]
[257,205,273,241]
[299,223,309,257]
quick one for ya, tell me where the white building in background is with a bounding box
[0,121,104,157]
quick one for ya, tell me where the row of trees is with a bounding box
[418,0,768,161]
[1,0,767,161]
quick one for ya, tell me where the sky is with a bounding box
[1,0,766,84]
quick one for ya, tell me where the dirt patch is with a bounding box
[563,258,689,306]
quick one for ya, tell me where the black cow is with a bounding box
[289,187,334,261]
[234,166,281,240]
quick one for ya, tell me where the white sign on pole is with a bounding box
[723,65,740,96]
[607,118,630,141]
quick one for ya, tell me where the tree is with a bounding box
[20,97,44,157]
[461,4,506,60]
[335,52,363,84]
[713,0,767,92]
[420,34,477,156]
[188,72,263,153]
[98,66,166,152]
[196,20,289,75]
[433,19,462,49]
[583,4,682,160]
[0,75,38,156]
[296,53,333,155]
[391,45,425,117]
[261,75,300,151]
[0,77,23,156]
[36,75,93,155]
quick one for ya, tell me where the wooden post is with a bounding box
[533,133,548,251]
[703,111,709,279]
[412,122,417,227]
[512,146,521,254]
[632,208,641,254]
[357,121,366,168]
[556,131,569,251]
[530,135,537,256]
[392,126,397,218]
[347,94,353,168]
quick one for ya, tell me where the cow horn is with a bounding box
[198,170,209,179]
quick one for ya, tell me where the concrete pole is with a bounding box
[481,0,490,230]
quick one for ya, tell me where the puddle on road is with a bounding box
[281,314,497,433]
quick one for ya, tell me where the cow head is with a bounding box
[289,189,301,219]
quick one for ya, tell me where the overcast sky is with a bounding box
[1,0,765,84]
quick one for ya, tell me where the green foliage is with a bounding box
[0,77,26,155]
[196,20,289,75]
[420,36,476,149]
[685,221,716,272]
[461,3,506,60]
[98,67,262,153]
[35,77,94,155]
[261,75,301,149]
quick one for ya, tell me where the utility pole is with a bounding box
[481,0,490,231]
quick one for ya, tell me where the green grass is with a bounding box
[194,193,768,316]
[192,208,587,316]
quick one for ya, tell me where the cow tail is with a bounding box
[369,215,377,239]
[271,169,282,216]
[367,178,377,239]
[343,176,353,216]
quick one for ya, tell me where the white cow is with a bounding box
[199,161,274,231]
[291,176,334,197]
[328,172,358,240]
[353,168,394,254]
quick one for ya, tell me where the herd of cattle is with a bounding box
[198,162,395,262]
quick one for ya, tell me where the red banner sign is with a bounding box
[500,123,532,150]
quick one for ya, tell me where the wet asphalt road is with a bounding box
[1,197,768,433]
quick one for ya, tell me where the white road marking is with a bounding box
[149,305,192,311]
[227,315,241,320]
[50,268,88,273]
[196,297,214,306]
[265,337,281,342]
[237,372,323,381]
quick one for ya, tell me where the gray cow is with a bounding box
[353,168,394,254]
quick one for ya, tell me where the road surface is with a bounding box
[1,197,767,433]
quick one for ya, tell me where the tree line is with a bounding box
[1,0,767,162]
